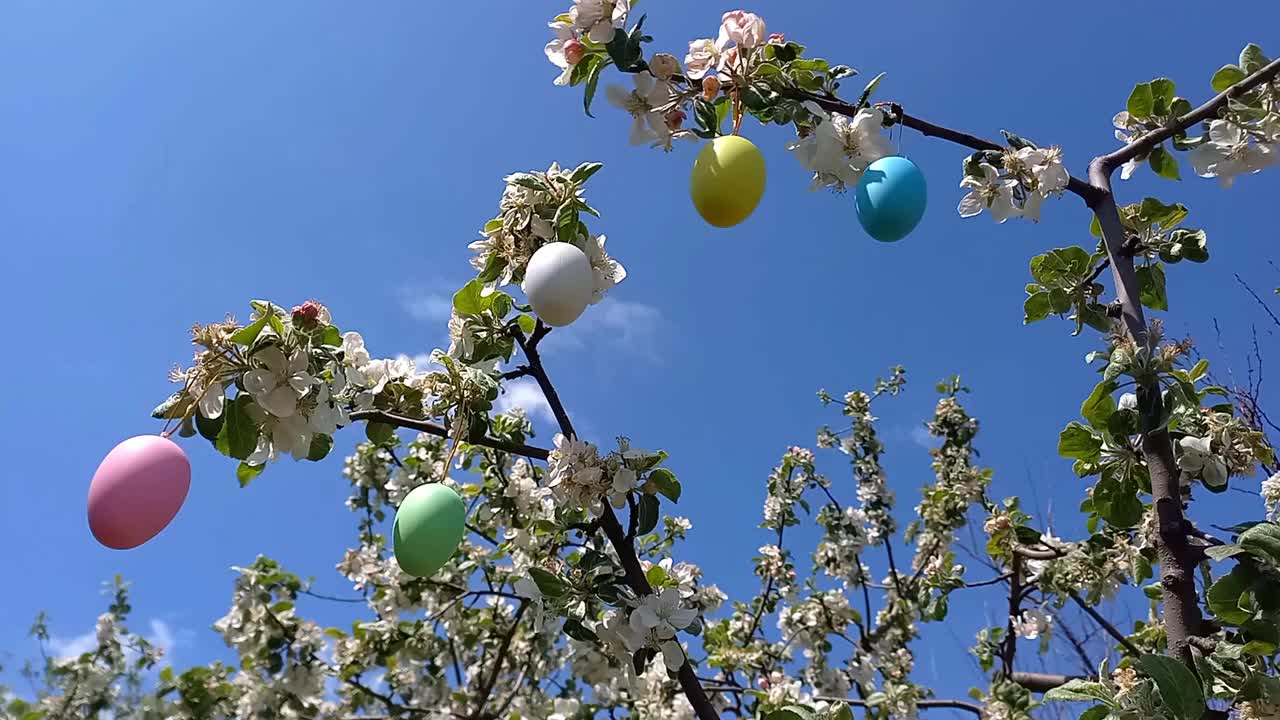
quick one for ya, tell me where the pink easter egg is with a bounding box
[87,435,191,549]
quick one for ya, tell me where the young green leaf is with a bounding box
[636,494,660,535]
[1138,654,1204,720]
[1127,82,1155,119]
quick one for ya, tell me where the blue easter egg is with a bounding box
[854,156,927,242]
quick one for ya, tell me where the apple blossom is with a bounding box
[684,37,728,81]
[718,10,766,50]
[568,0,629,44]
[545,22,582,86]
[648,52,680,81]
[605,72,674,146]
[957,163,1020,222]
[1189,119,1277,188]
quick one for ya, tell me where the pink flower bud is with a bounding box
[649,53,680,81]
[665,108,686,130]
[768,33,786,45]
[722,47,740,71]
[702,75,721,100]
[291,300,324,329]
[563,39,586,66]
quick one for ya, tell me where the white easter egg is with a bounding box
[522,242,594,327]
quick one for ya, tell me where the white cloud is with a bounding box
[541,298,664,361]
[49,628,97,659]
[910,426,936,448]
[147,619,176,655]
[494,378,554,423]
[400,288,454,323]
[48,618,184,662]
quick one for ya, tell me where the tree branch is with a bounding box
[510,323,721,720]
[781,90,1101,203]
[1089,135,1203,671]
[1069,590,1141,658]
[470,602,528,720]
[814,696,983,716]
[348,409,549,461]
[1010,672,1083,693]
[1098,57,1280,172]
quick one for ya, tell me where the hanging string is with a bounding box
[438,409,471,485]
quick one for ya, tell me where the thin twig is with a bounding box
[470,602,528,720]
[350,409,549,460]
[1099,57,1280,171]
[1069,590,1141,657]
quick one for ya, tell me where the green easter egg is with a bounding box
[393,483,466,577]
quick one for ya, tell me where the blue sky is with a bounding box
[2,0,1279,711]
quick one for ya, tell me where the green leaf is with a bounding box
[646,468,681,502]
[1138,653,1204,720]
[477,253,507,284]
[1059,422,1103,462]
[583,55,611,117]
[195,407,224,442]
[1212,65,1247,93]
[1139,198,1188,229]
[1208,567,1254,625]
[1240,523,1280,565]
[307,434,333,462]
[854,71,885,109]
[694,98,720,135]
[365,422,395,445]
[236,462,264,487]
[636,494,659,535]
[319,325,342,347]
[1001,129,1038,150]
[1169,228,1209,263]
[1205,544,1247,562]
[1081,380,1119,427]
[151,391,189,419]
[1240,44,1269,75]
[1079,706,1111,720]
[766,707,816,720]
[216,395,258,461]
[1148,146,1181,180]
[453,280,486,316]
[1149,78,1176,115]
[516,314,537,335]
[570,162,604,185]
[562,618,598,642]
[1241,619,1280,655]
[528,567,570,598]
[1024,290,1053,324]
[1137,264,1169,311]
[229,312,271,346]
[1127,82,1155,119]
[1044,679,1115,705]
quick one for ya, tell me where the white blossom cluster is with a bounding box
[957,145,1069,224]
[467,162,625,300]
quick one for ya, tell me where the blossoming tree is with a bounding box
[10,5,1280,720]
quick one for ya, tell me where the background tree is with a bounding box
[5,5,1280,720]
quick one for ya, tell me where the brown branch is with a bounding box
[1098,57,1280,172]
[780,90,1101,204]
[348,409,549,461]
[1052,608,1098,677]
[1069,590,1142,658]
[1002,554,1023,675]
[813,696,983,716]
[509,323,721,720]
[1089,129,1203,672]
[1011,672,1083,693]
[470,602,528,720]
